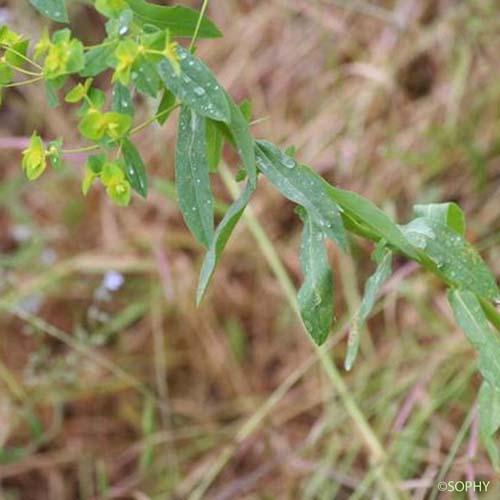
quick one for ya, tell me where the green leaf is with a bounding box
[5,39,30,68]
[101,161,131,206]
[413,202,465,235]
[47,138,63,170]
[404,218,500,301]
[176,106,214,248]
[44,33,84,79]
[255,140,348,251]
[111,83,134,117]
[79,111,107,141]
[448,289,500,390]
[197,182,255,304]
[345,248,392,370]
[325,186,418,260]
[132,56,160,97]
[297,209,334,345]
[478,381,500,470]
[157,46,230,123]
[22,132,47,181]
[206,118,223,173]
[105,8,134,37]
[121,138,147,197]
[65,78,92,103]
[125,0,222,39]
[45,80,60,108]
[0,62,12,85]
[95,0,127,18]
[81,44,116,77]
[29,0,68,23]
[225,96,256,186]
[156,88,176,125]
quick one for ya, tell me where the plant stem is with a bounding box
[189,0,210,52]
[3,76,43,88]
[189,164,404,500]
[0,43,43,71]
[61,104,180,155]
[4,61,41,77]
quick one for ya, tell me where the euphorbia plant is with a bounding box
[2,0,500,470]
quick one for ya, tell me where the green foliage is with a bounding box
[157,45,230,123]
[403,217,500,301]
[124,0,222,38]
[29,0,68,23]
[176,106,214,247]
[413,202,465,235]
[197,182,255,304]
[255,140,347,251]
[22,133,47,180]
[478,381,500,470]
[449,290,500,468]
[6,0,500,469]
[296,209,334,345]
[345,247,392,370]
[43,29,84,80]
[121,137,147,197]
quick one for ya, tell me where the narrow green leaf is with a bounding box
[212,96,256,184]
[197,182,255,304]
[325,186,418,260]
[176,106,214,248]
[297,210,334,345]
[345,249,392,370]
[448,289,500,390]
[478,381,500,470]
[157,46,230,123]
[111,83,134,117]
[125,0,222,39]
[121,138,147,197]
[413,202,465,235]
[206,119,223,173]
[255,140,348,252]
[156,88,176,125]
[80,44,116,77]
[226,96,256,186]
[404,219,500,301]
[29,0,68,23]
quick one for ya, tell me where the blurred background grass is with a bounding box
[0,0,500,498]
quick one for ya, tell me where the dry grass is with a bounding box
[0,0,499,498]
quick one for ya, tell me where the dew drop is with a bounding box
[193,86,206,96]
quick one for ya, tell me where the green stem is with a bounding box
[0,43,43,71]
[189,164,404,500]
[62,104,180,155]
[130,104,180,134]
[4,61,42,77]
[3,76,43,87]
[189,0,210,52]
